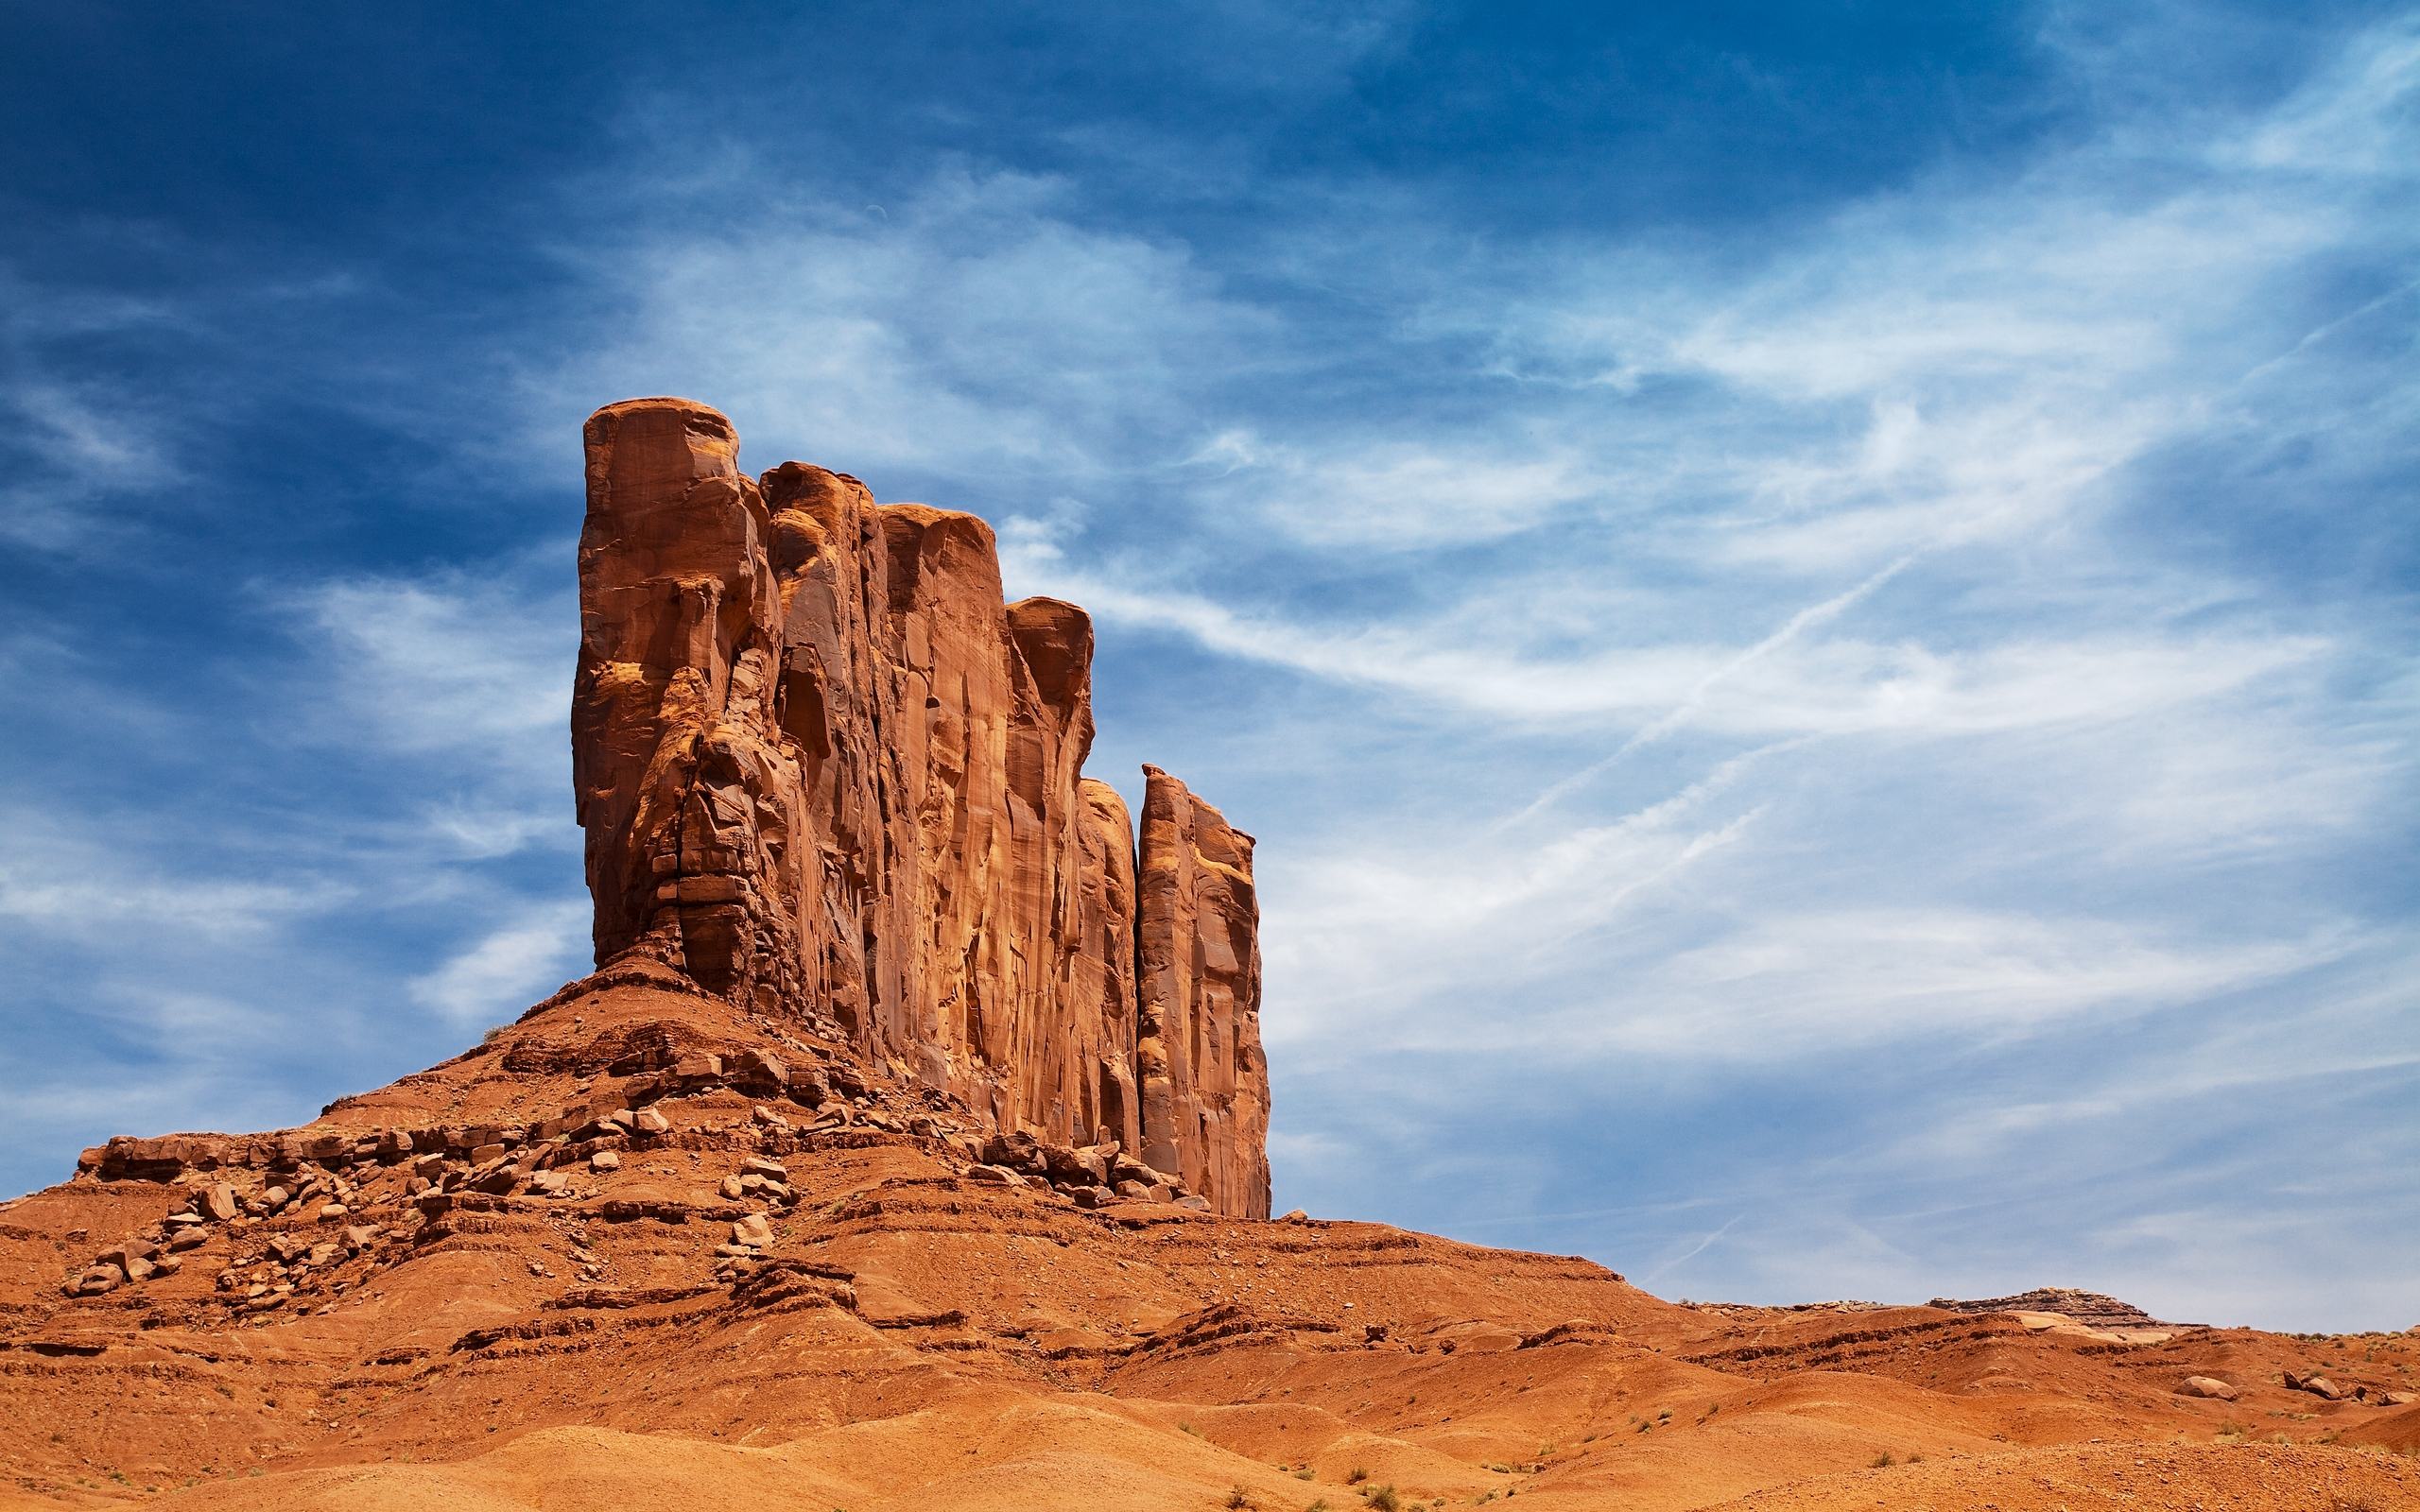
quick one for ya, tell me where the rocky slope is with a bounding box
[2,976,2413,1511]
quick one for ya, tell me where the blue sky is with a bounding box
[3,3,2413,1331]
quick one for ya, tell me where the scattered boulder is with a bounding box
[631,1108,670,1135]
[2286,1372,2347,1400]
[786,1066,830,1107]
[732,1048,787,1093]
[2176,1376,2237,1400]
[591,1150,621,1172]
[966,1164,1025,1186]
[981,1130,1040,1171]
[732,1213,774,1248]
[73,1264,124,1296]
[1043,1143,1110,1186]
[98,1241,159,1271]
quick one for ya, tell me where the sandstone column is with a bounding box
[1136,765,1271,1218]
[573,397,800,1005]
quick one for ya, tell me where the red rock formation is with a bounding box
[1136,766,1270,1218]
[573,397,1266,1215]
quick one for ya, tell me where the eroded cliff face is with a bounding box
[1137,766,1270,1219]
[572,397,1269,1215]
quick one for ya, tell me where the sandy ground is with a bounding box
[3,977,2412,1510]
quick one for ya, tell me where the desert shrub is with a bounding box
[1346,1467,1369,1485]
[1363,1486,1401,1512]
[1871,1452,1895,1469]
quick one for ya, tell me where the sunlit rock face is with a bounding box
[572,397,1269,1215]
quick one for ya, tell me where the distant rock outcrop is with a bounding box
[1927,1286,2178,1331]
[573,398,1270,1217]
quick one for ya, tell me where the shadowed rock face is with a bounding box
[572,397,1269,1215]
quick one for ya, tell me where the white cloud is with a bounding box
[530,165,1267,488]
[1026,537,2333,742]
[407,899,590,1029]
[0,807,348,941]
[2229,14,2420,174]
[284,565,575,801]
[1176,428,1611,548]
[1600,907,2348,1055]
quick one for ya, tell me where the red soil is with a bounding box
[2,976,2412,1511]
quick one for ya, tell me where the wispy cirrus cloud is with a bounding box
[407,897,590,1029]
[522,165,1270,491]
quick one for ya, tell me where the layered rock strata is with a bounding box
[572,397,1268,1216]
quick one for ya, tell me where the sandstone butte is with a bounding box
[0,404,2409,1512]
[571,397,1268,1219]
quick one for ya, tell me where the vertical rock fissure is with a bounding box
[573,397,1270,1217]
